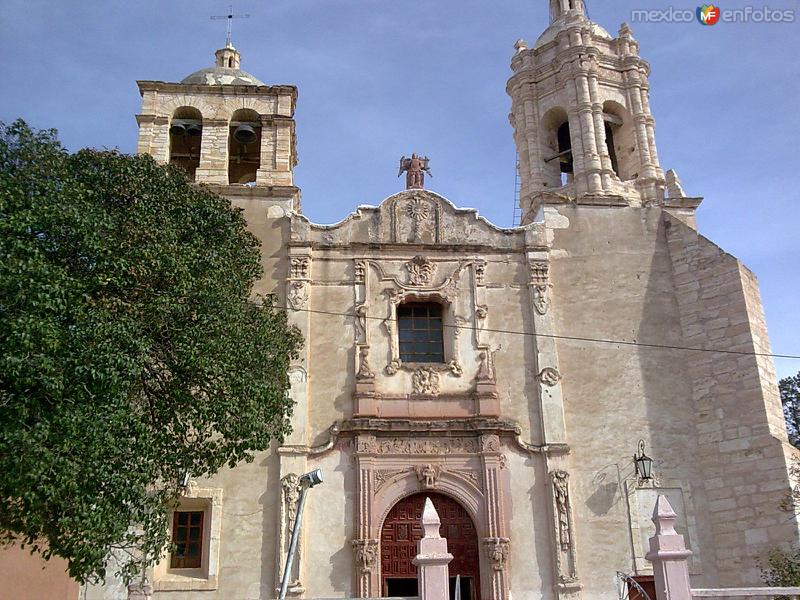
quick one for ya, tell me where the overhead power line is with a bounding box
[271,304,800,361]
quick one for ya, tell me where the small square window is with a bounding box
[170,510,204,569]
[397,302,445,363]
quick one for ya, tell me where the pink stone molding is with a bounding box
[354,432,510,600]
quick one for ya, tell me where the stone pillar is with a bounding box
[573,62,603,195]
[196,118,229,184]
[413,498,453,600]
[274,248,313,596]
[645,495,693,600]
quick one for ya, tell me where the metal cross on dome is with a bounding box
[210,4,251,47]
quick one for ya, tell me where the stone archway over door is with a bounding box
[381,493,480,600]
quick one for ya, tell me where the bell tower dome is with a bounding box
[508,1,667,223]
[135,44,299,210]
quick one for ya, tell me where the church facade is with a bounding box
[87,1,798,599]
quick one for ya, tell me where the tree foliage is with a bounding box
[759,546,800,592]
[0,120,302,584]
[781,372,800,447]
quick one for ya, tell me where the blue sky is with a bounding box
[1,0,798,378]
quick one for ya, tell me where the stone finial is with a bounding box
[646,495,693,599]
[414,498,453,600]
[666,169,687,198]
[618,22,635,39]
[421,497,442,538]
[652,494,678,535]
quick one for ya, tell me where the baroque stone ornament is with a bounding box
[483,537,510,571]
[552,470,572,552]
[357,346,375,380]
[412,367,440,395]
[287,281,309,309]
[474,260,487,286]
[405,255,436,286]
[538,367,561,386]
[281,474,302,533]
[449,468,480,487]
[415,463,441,489]
[374,468,409,491]
[529,260,552,315]
[354,260,367,283]
[290,257,310,280]
[367,437,479,455]
[477,350,496,383]
[480,434,501,452]
[448,360,463,378]
[533,285,551,315]
[352,539,379,574]
[529,260,549,285]
[354,303,368,343]
[385,358,402,376]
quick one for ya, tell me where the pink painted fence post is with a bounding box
[413,498,453,600]
[645,495,693,600]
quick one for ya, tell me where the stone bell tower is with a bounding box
[135,43,299,210]
[508,0,667,223]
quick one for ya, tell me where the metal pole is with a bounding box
[279,484,309,600]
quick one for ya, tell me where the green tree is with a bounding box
[0,120,302,584]
[782,372,800,447]
[759,546,800,592]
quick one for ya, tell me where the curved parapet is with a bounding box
[290,189,548,250]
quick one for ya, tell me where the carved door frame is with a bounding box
[352,433,510,600]
[381,492,481,600]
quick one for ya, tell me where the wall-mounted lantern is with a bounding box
[633,439,653,482]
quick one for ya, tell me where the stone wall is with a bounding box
[663,214,800,584]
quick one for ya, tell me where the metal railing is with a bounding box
[616,572,653,600]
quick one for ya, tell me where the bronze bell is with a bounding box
[169,122,187,137]
[233,124,257,144]
[186,122,202,137]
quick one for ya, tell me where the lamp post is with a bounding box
[279,469,323,600]
[633,439,653,483]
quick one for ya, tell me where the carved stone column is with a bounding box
[526,254,567,446]
[274,248,313,595]
[549,470,580,599]
[195,118,228,184]
[480,434,510,600]
[353,259,378,415]
[526,252,581,598]
[352,538,380,597]
[354,434,380,597]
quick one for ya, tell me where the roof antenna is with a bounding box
[210,4,251,48]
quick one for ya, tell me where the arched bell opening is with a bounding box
[380,492,481,600]
[602,100,636,181]
[540,107,573,188]
[169,106,202,181]
[228,108,262,185]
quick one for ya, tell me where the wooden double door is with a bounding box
[381,493,480,600]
